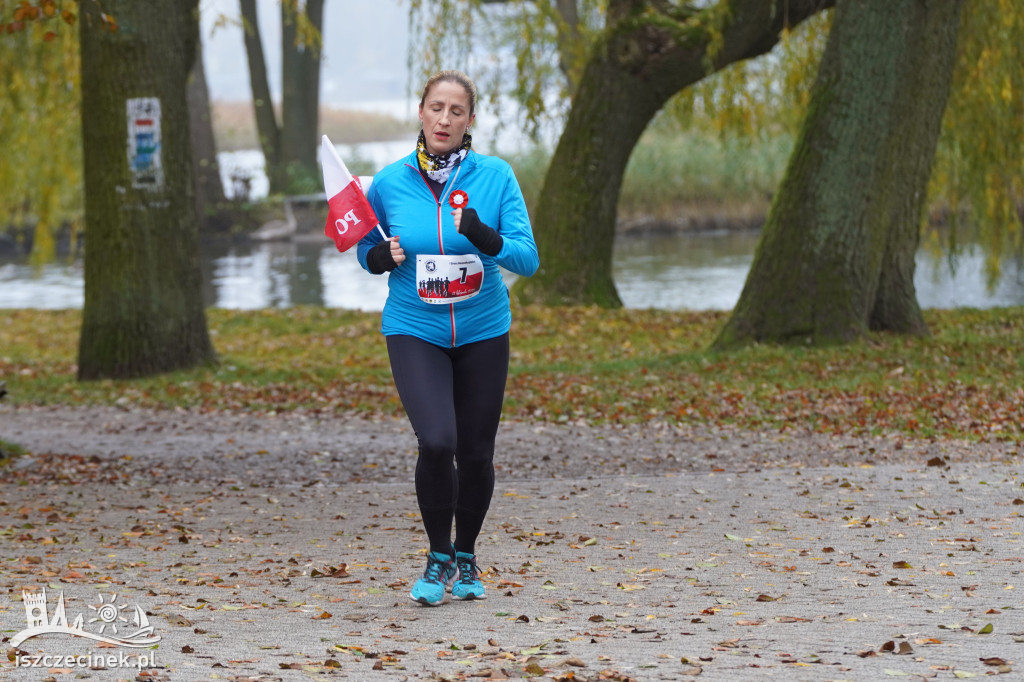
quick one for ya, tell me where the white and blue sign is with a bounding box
[126,97,163,190]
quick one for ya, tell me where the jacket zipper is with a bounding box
[410,164,462,347]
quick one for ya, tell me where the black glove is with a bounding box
[459,208,503,257]
[366,239,398,274]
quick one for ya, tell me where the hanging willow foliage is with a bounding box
[408,1,826,139]
[409,0,1023,282]
[0,0,82,264]
[407,0,605,138]
[931,0,1024,285]
[662,11,832,138]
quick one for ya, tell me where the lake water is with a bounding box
[2,231,1021,311]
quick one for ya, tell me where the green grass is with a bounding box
[1,306,1022,442]
[0,438,27,465]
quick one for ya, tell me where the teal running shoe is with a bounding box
[409,551,456,606]
[451,551,486,600]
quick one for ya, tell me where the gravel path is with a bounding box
[1,405,1021,681]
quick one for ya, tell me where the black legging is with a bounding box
[386,332,509,556]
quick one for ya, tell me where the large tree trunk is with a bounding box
[511,0,834,307]
[713,0,963,348]
[77,0,216,380]
[240,0,282,192]
[188,35,226,228]
[280,0,324,190]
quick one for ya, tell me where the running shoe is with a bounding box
[451,551,486,600]
[409,551,457,606]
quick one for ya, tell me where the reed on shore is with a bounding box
[213,101,791,225]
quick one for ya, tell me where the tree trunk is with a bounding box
[77,0,216,380]
[713,0,963,348]
[240,0,282,192]
[188,35,226,228]
[512,0,834,307]
[869,2,963,334]
[553,0,582,94]
[280,0,324,191]
[303,0,324,164]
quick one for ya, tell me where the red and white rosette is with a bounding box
[448,190,469,210]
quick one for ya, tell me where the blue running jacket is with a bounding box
[357,149,539,348]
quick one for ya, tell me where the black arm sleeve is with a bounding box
[458,208,503,257]
[366,239,398,274]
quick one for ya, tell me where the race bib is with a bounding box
[415,254,484,304]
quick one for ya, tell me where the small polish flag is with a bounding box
[321,134,385,252]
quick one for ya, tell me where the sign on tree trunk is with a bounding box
[127,98,164,191]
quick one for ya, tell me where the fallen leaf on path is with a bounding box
[311,563,350,578]
[879,641,913,655]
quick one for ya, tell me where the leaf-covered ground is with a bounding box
[2,306,1022,441]
[1,404,1021,681]
[2,305,1021,680]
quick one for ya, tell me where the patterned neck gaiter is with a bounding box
[416,130,472,184]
